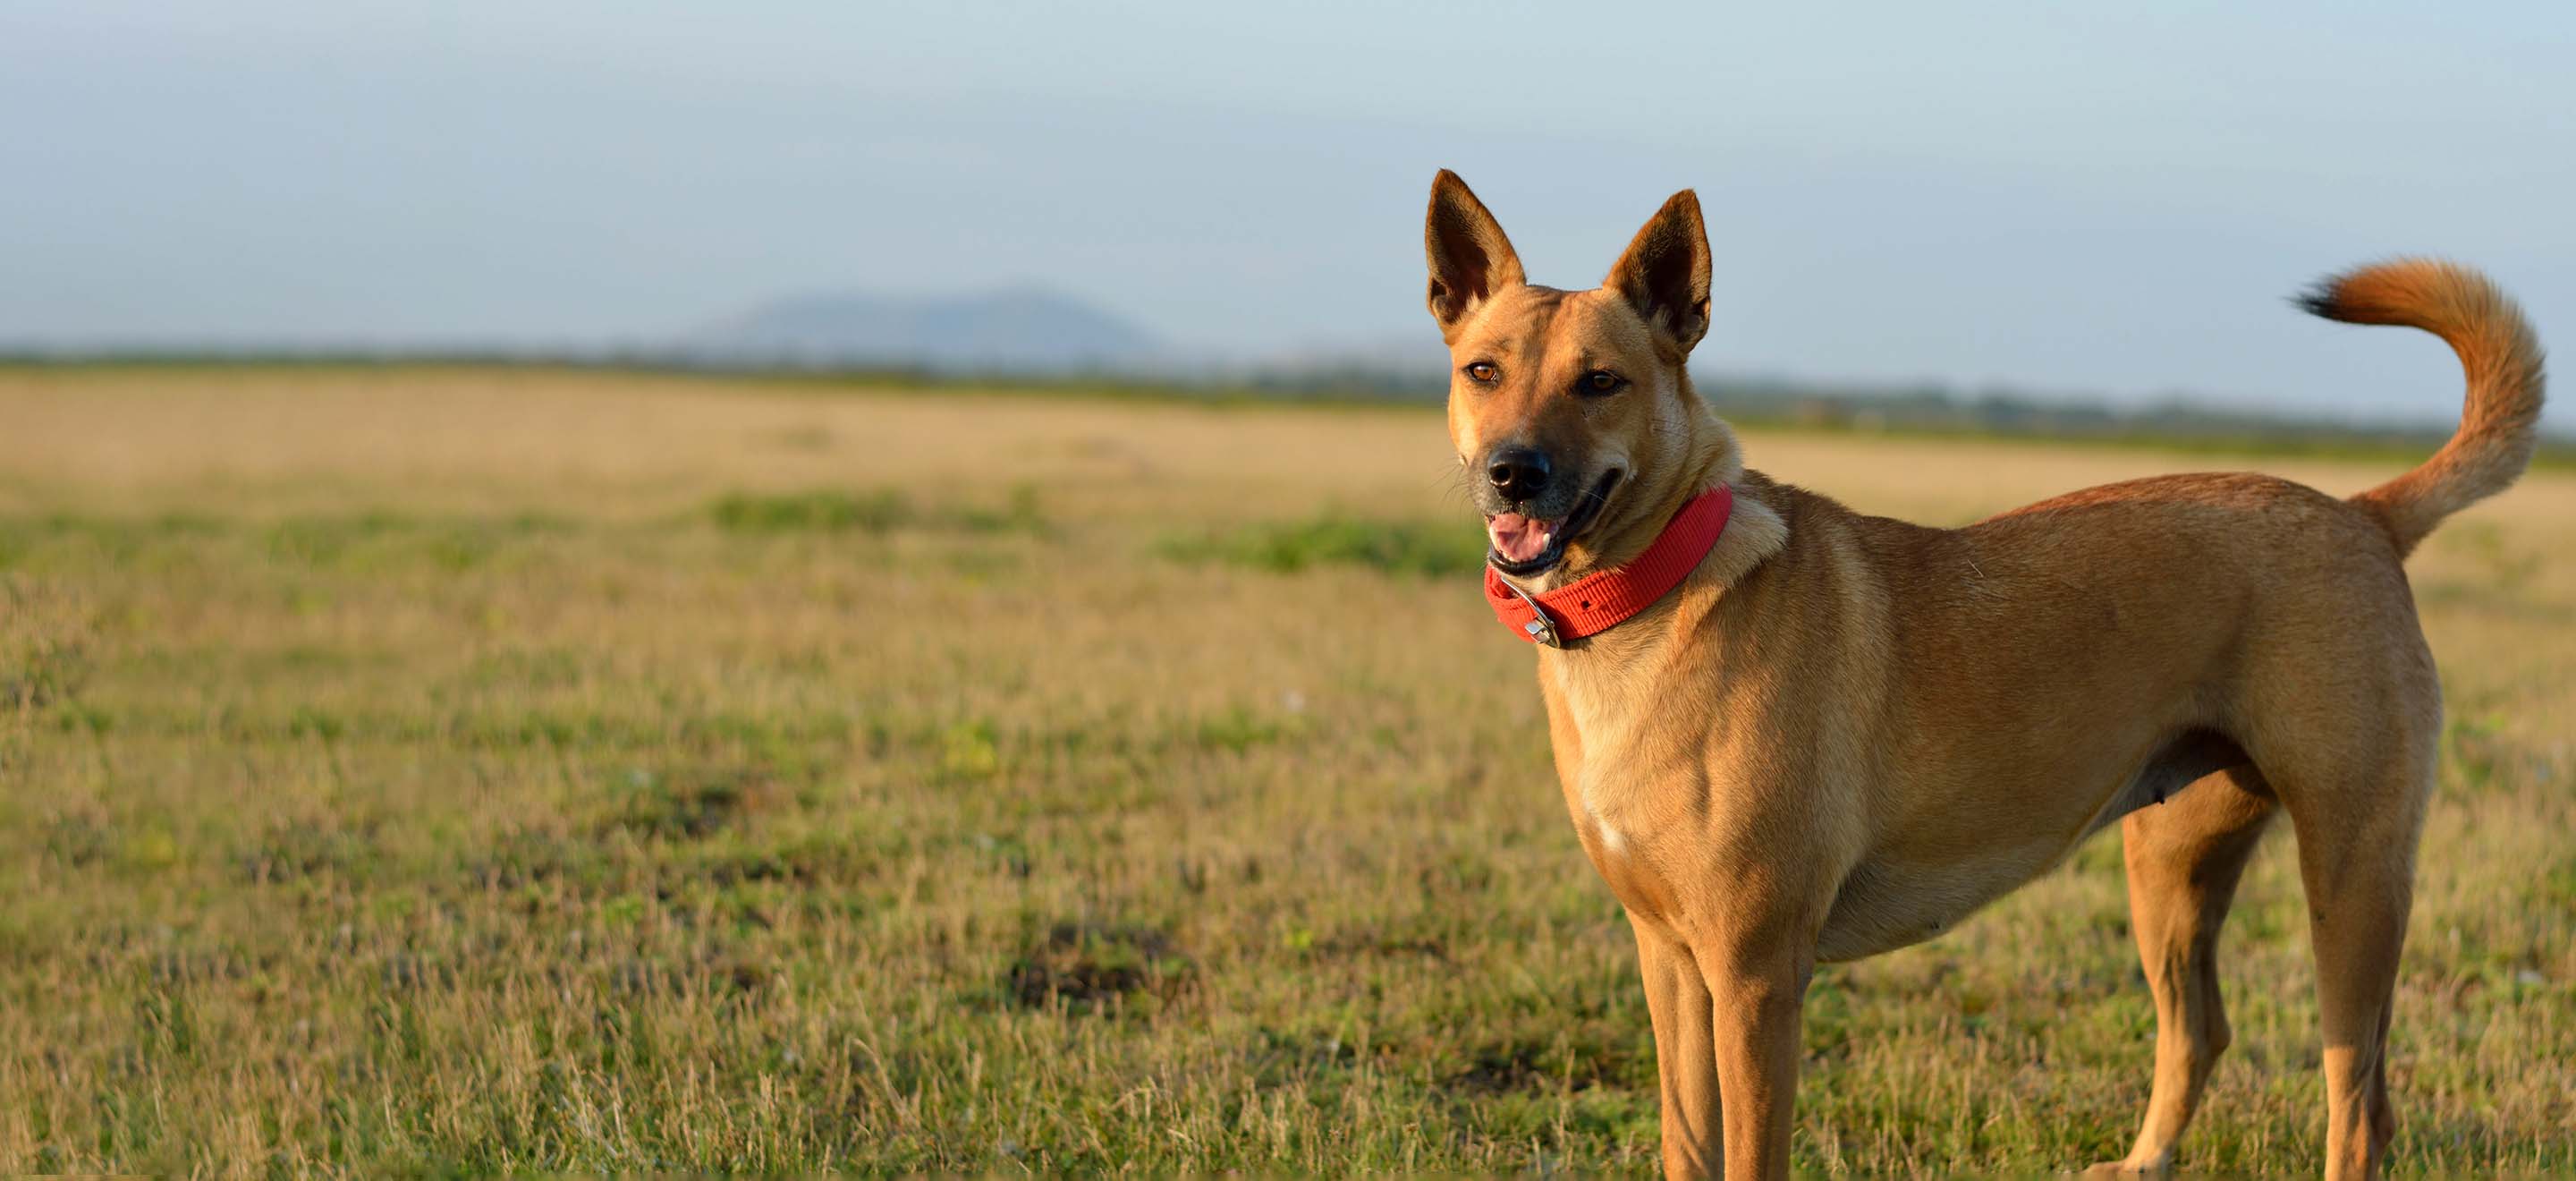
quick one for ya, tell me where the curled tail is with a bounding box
[2300,259,2547,557]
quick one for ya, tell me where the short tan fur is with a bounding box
[1422,169,2546,1179]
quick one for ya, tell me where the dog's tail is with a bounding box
[2300,259,2546,558]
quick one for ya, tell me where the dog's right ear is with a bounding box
[1424,170,1525,342]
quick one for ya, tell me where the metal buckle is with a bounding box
[1493,573,1562,648]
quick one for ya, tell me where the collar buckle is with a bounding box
[1492,573,1563,648]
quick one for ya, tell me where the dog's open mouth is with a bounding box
[1487,470,1621,577]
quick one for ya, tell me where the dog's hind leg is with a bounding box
[2278,749,2432,1181]
[2089,768,2276,1176]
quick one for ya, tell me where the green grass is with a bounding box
[1163,514,1489,577]
[1,370,2571,1175]
[711,486,1046,537]
[711,489,913,534]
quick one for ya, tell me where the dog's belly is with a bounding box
[1814,845,2069,962]
[1812,730,2250,962]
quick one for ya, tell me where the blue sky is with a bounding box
[4,2,2570,427]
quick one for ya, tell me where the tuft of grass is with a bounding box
[707,485,1050,537]
[1192,705,1291,753]
[955,483,1047,535]
[238,816,377,884]
[709,488,911,533]
[1165,514,1485,577]
[0,577,90,716]
[1004,921,1197,1015]
[603,765,785,839]
[937,719,1004,781]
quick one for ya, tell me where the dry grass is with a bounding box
[0,366,2569,1175]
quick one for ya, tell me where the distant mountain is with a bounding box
[687,287,1160,370]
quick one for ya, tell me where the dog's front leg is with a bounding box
[1699,938,1811,1181]
[1632,914,1723,1178]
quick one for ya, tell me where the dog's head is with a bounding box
[1424,169,1714,580]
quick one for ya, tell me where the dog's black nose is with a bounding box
[1486,447,1552,502]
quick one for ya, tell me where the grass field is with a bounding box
[1,366,2570,1176]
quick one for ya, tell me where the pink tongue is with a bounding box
[1487,513,1554,564]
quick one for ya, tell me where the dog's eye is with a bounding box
[1464,362,1499,383]
[1580,370,1624,395]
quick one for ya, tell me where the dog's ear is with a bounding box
[1424,170,1525,341]
[1604,189,1712,353]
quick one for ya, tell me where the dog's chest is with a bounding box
[1546,652,1709,856]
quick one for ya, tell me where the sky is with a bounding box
[4,1,2572,428]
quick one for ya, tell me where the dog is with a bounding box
[1421,169,2544,1179]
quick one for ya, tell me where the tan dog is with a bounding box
[1421,169,2545,1180]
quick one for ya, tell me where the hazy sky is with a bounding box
[5,2,2572,427]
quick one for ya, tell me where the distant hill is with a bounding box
[7,281,2567,458]
[686,288,1160,370]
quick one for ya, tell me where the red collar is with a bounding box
[1484,485,1733,647]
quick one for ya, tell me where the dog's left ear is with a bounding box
[1604,189,1712,353]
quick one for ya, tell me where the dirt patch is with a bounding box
[1006,922,1195,1013]
[1447,1036,1638,1095]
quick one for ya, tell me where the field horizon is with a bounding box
[2,366,2569,1174]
